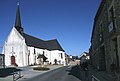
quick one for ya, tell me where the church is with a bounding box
[2,2,65,67]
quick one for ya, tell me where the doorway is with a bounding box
[100,46,106,71]
[11,56,15,65]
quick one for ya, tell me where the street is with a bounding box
[20,66,81,81]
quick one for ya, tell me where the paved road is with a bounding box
[20,66,81,81]
[0,65,63,81]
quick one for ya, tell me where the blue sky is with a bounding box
[0,0,101,56]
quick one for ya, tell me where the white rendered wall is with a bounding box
[27,47,65,65]
[44,49,51,64]
[2,27,66,67]
[50,50,65,65]
[2,27,28,67]
[28,47,35,65]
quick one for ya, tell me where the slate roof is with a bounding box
[45,39,64,51]
[23,33,46,49]
[14,2,24,35]
[15,2,21,28]
[23,33,64,51]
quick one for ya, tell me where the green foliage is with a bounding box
[33,67,50,71]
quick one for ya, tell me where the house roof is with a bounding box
[45,39,64,51]
[23,33,46,49]
[23,33,64,51]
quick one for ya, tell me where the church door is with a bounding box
[11,56,15,65]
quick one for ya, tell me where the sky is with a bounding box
[0,0,101,56]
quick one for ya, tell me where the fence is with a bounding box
[92,75,100,81]
[13,69,22,81]
[0,54,5,68]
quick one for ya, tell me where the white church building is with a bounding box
[2,3,65,67]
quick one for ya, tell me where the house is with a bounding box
[2,2,65,67]
[90,0,120,74]
[80,52,90,65]
[64,54,68,65]
[80,52,90,60]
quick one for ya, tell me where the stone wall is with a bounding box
[90,0,120,73]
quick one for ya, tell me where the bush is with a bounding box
[33,67,50,71]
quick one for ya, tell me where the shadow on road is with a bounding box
[67,65,82,80]
[0,67,21,78]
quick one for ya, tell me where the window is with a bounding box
[34,48,36,54]
[43,51,44,55]
[61,53,63,59]
[108,6,116,32]
[28,50,30,56]
[109,7,114,23]
[99,23,103,42]
[108,22,114,32]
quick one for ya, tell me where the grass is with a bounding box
[33,67,50,71]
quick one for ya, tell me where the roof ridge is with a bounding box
[24,33,44,41]
[24,33,64,51]
[44,38,57,42]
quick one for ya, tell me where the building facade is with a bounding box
[2,2,65,67]
[90,0,120,73]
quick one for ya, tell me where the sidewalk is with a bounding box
[79,65,115,81]
[0,65,63,81]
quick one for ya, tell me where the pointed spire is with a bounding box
[17,1,19,5]
[14,1,24,35]
[15,1,21,27]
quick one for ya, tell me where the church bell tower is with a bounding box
[14,2,24,35]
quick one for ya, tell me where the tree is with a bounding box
[37,54,47,67]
